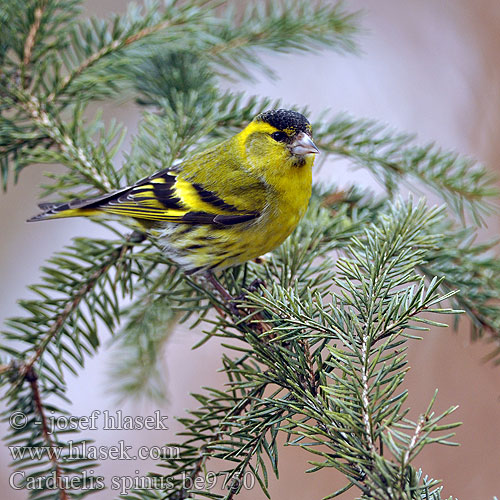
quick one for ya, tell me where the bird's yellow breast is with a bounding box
[247,156,313,255]
[219,150,313,267]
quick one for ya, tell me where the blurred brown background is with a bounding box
[1,1,499,498]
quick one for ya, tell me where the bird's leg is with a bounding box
[246,278,266,294]
[204,271,240,316]
[204,272,272,335]
[237,278,273,335]
[234,278,266,302]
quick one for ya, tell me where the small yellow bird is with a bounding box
[29,109,319,275]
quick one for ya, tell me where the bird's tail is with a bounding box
[27,202,101,222]
[27,190,124,222]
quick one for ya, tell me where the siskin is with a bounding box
[29,109,319,275]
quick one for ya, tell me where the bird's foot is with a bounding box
[204,271,241,317]
[204,274,271,334]
[234,278,266,302]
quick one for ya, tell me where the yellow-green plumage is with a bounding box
[28,109,319,274]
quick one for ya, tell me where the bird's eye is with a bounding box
[271,131,288,142]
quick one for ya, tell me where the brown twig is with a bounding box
[0,363,12,376]
[204,273,273,334]
[321,189,347,208]
[25,367,69,500]
[22,0,47,88]
[298,338,317,396]
[0,136,52,156]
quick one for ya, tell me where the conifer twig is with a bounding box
[22,0,47,85]
[47,0,214,102]
[25,367,70,500]
[19,231,145,381]
[48,20,175,102]
[22,94,114,191]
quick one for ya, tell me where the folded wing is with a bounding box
[28,168,260,226]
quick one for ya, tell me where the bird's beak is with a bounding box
[290,132,320,156]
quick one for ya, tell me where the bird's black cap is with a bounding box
[256,109,311,134]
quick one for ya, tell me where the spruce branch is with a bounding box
[0,230,149,498]
[106,264,207,403]
[1,0,80,71]
[416,226,500,360]
[19,231,145,382]
[19,91,115,192]
[3,230,147,388]
[46,0,213,103]
[314,114,498,224]
[207,0,358,77]
[121,200,463,500]
[2,360,103,499]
